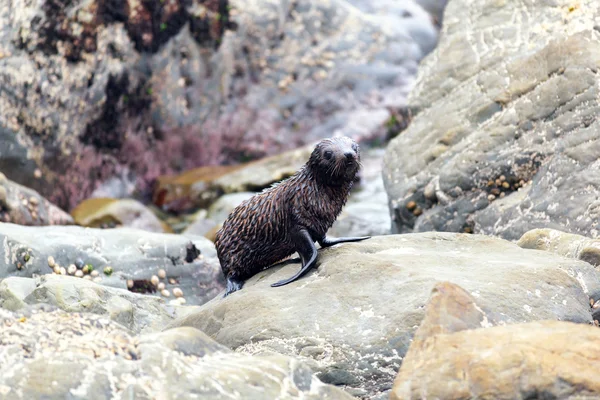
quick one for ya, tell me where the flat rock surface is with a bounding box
[383,0,600,240]
[0,307,354,399]
[391,281,600,399]
[0,223,224,306]
[166,233,600,398]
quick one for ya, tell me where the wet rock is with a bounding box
[166,233,600,398]
[0,223,224,306]
[0,173,73,226]
[383,0,600,240]
[518,228,600,267]
[71,197,166,232]
[0,307,354,399]
[391,281,600,399]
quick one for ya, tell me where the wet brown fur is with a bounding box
[214,136,361,289]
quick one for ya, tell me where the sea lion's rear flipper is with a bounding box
[319,236,370,248]
[223,277,244,297]
[271,229,317,287]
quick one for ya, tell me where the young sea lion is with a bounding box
[215,136,370,296]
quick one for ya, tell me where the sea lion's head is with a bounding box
[308,136,361,185]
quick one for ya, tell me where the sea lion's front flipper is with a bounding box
[319,236,370,248]
[271,229,317,287]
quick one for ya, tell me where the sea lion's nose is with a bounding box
[344,151,354,160]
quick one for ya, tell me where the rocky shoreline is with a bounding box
[2,0,600,398]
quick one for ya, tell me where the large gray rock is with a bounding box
[383,0,600,241]
[0,307,354,399]
[0,223,224,306]
[166,233,600,398]
[0,0,231,209]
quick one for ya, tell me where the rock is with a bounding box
[518,228,600,267]
[197,0,440,155]
[180,192,254,240]
[0,223,224,306]
[0,307,354,399]
[206,192,255,223]
[0,276,36,311]
[1,275,174,334]
[383,0,600,240]
[71,197,166,232]
[0,174,73,225]
[153,165,243,212]
[209,145,315,195]
[166,233,600,398]
[414,0,449,24]
[1,0,442,212]
[153,144,312,213]
[329,148,391,238]
[391,281,600,399]
[347,0,440,53]
[182,213,219,239]
[0,0,232,210]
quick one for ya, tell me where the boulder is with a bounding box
[71,197,167,232]
[0,223,224,306]
[0,276,36,310]
[383,0,600,240]
[153,165,243,213]
[518,228,600,267]
[391,281,600,399]
[0,0,231,210]
[166,233,600,398]
[0,173,72,226]
[0,307,354,399]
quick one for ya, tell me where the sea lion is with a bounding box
[215,136,370,296]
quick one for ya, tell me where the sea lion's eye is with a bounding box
[324,150,333,160]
